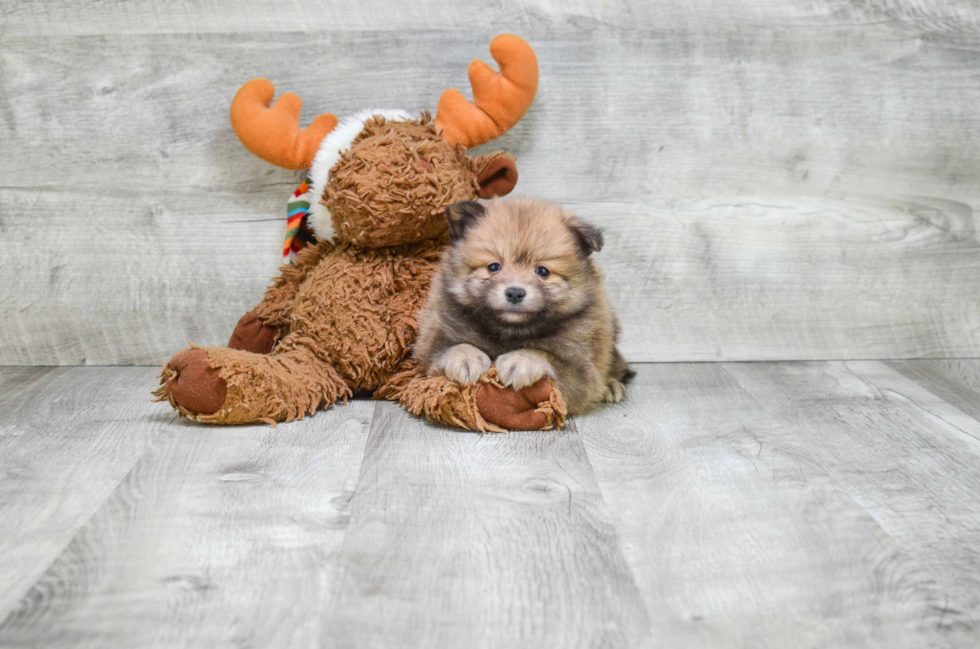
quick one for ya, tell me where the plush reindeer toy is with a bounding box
[154,35,566,432]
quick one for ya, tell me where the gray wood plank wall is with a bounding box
[2,1,978,365]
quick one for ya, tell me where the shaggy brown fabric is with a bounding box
[228,312,281,354]
[155,238,440,424]
[378,363,566,433]
[285,239,443,392]
[155,342,350,425]
[252,242,330,330]
[324,115,484,248]
[375,359,499,432]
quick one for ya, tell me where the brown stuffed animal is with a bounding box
[153,35,566,432]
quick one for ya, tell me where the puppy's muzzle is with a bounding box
[505,287,526,304]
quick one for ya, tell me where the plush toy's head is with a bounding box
[313,114,519,247]
[230,34,537,248]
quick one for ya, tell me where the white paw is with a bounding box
[495,350,553,390]
[439,344,492,385]
[603,379,626,403]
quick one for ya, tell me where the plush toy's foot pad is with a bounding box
[153,348,227,416]
[476,377,566,431]
[228,312,280,354]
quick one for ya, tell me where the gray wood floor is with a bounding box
[1,361,978,648]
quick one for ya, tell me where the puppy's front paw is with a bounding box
[603,379,626,403]
[439,344,493,385]
[495,350,554,390]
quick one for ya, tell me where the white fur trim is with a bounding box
[307,108,412,241]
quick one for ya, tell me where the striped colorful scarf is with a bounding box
[284,178,319,262]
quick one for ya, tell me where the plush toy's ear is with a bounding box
[475,153,518,199]
[446,201,487,241]
[567,218,604,256]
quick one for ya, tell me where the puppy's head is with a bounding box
[442,197,603,336]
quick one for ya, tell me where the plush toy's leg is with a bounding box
[153,341,351,425]
[377,360,566,432]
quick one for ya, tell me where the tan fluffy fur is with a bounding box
[416,198,630,415]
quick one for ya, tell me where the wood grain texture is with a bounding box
[0,399,374,648]
[3,0,979,35]
[3,364,980,646]
[2,11,980,364]
[322,401,650,648]
[589,197,980,361]
[4,30,978,200]
[0,189,285,365]
[887,359,980,422]
[0,367,169,620]
[576,363,947,648]
[723,360,980,646]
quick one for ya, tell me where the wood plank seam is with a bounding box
[0,413,179,627]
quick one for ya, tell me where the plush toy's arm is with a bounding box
[227,241,333,353]
[377,359,566,433]
[376,359,499,432]
[252,241,333,327]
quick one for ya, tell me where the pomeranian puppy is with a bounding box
[415,197,632,414]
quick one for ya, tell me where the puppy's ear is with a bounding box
[446,201,487,242]
[568,219,604,256]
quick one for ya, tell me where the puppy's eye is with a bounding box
[487,262,502,273]
[535,266,551,278]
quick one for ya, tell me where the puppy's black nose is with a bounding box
[505,287,526,304]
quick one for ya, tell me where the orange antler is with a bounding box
[435,34,539,149]
[230,79,339,170]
